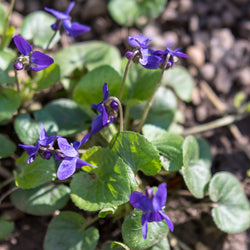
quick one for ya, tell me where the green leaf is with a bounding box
[142,125,184,171]
[32,63,60,90]
[123,61,161,106]
[70,148,133,211]
[98,207,117,218]
[0,215,14,240]
[21,11,60,49]
[0,2,7,34]
[0,133,16,157]
[147,237,170,250]
[0,87,21,123]
[0,49,16,85]
[162,66,194,102]
[10,184,70,215]
[54,41,121,77]
[109,131,161,175]
[122,209,169,250]
[43,98,91,136]
[108,0,167,27]
[182,136,211,198]
[14,154,56,189]
[74,65,123,106]
[234,92,246,108]
[44,211,99,250]
[209,172,250,233]
[130,87,177,130]
[14,110,58,145]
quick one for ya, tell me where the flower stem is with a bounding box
[0,186,19,204]
[108,96,123,132]
[136,54,170,132]
[0,0,15,50]
[45,29,59,53]
[85,215,99,228]
[119,51,139,101]
[14,69,20,92]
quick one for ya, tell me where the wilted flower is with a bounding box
[151,46,188,69]
[125,34,162,69]
[56,138,97,180]
[13,35,54,71]
[45,1,90,38]
[19,123,60,164]
[129,183,174,239]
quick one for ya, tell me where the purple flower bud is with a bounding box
[43,151,52,160]
[14,61,24,70]
[110,100,119,111]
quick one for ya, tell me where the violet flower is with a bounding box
[129,183,174,239]
[19,123,60,164]
[125,34,161,69]
[13,35,54,71]
[77,83,117,148]
[45,1,90,38]
[56,138,97,180]
[151,46,188,69]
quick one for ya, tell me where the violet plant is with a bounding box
[0,1,249,249]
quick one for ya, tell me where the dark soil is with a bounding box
[0,0,250,249]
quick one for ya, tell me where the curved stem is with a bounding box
[45,29,59,53]
[0,0,15,49]
[85,215,99,228]
[108,96,123,132]
[119,51,139,101]
[136,54,170,132]
[0,186,19,204]
[14,69,20,92]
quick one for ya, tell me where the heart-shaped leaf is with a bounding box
[70,148,133,211]
[142,125,184,171]
[54,41,121,77]
[0,134,16,158]
[0,215,14,240]
[21,11,60,49]
[0,49,16,84]
[109,131,162,175]
[162,66,194,102]
[182,136,211,198]
[44,211,99,250]
[10,184,70,215]
[209,172,250,233]
[74,65,123,106]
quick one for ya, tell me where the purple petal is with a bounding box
[75,158,98,169]
[174,51,188,58]
[102,83,109,102]
[90,114,105,135]
[57,157,77,180]
[39,123,48,141]
[18,143,38,156]
[128,34,151,48]
[76,133,91,149]
[147,211,163,222]
[143,55,162,69]
[27,155,36,164]
[51,22,59,31]
[57,138,78,157]
[44,7,69,19]
[153,183,167,211]
[30,51,54,71]
[13,35,32,56]
[141,213,149,239]
[63,20,90,37]
[139,47,149,66]
[125,51,133,60]
[159,210,174,232]
[129,192,153,212]
[65,1,75,15]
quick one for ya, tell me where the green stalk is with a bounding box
[14,69,20,92]
[119,50,139,101]
[136,54,170,132]
[45,28,59,53]
[108,96,123,132]
[0,0,15,49]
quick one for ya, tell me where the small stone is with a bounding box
[206,16,221,30]
[214,66,233,94]
[189,15,199,32]
[187,45,205,67]
[200,63,216,82]
[234,67,250,86]
[193,31,210,51]
[195,105,208,122]
[178,0,193,13]
[163,32,178,47]
[192,86,201,105]
[195,2,209,16]
[222,11,235,27]
[238,20,250,39]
